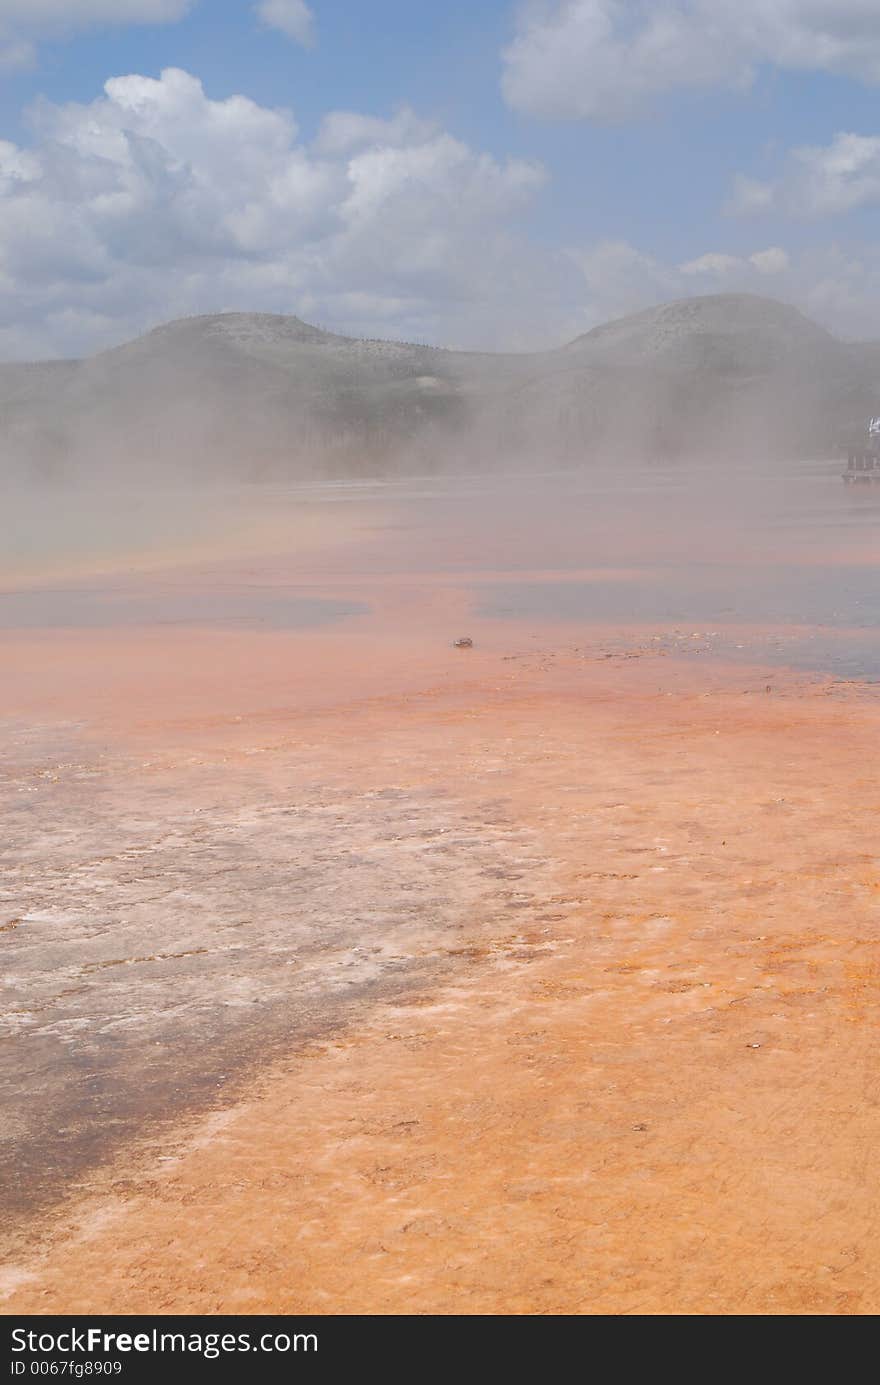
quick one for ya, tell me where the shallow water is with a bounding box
[479,564,880,628]
[4,456,880,672]
[389,459,880,676]
[0,587,367,630]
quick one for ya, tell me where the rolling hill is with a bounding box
[2,294,877,482]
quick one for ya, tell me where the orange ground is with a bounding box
[3,602,880,1314]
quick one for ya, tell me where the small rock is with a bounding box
[453,636,473,648]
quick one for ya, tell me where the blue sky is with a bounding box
[3,1,880,358]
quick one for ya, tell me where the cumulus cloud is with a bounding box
[680,252,744,277]
[255,0,315,48]
[0,68,552,358]
[561,237,868,343]
[680,247,789,276]
[564,239,794,331]
[730,132,880,217]
[502,1,880,120]
[314,107,437,157]
[749,246,789,274]
[3,65,879,360]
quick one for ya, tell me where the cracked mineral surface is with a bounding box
[3,463,880,1314]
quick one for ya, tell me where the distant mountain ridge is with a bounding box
[2,294,877,482]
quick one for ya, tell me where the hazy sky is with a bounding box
[3,1,880,358]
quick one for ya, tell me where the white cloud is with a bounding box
[0,1,189,18]
[0,68,552,358]
[564,238,859,336]
[566,240,678,321]
[255,0,315,48]
[0,1,192,67]
[731,132,880,217]
[726,174,775,216]
[314,107,437,157]
[502,1,880,120]
[3,66,879,360]
[679,247,788,276]
[680,252,743,277]
[749,246,789,274]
